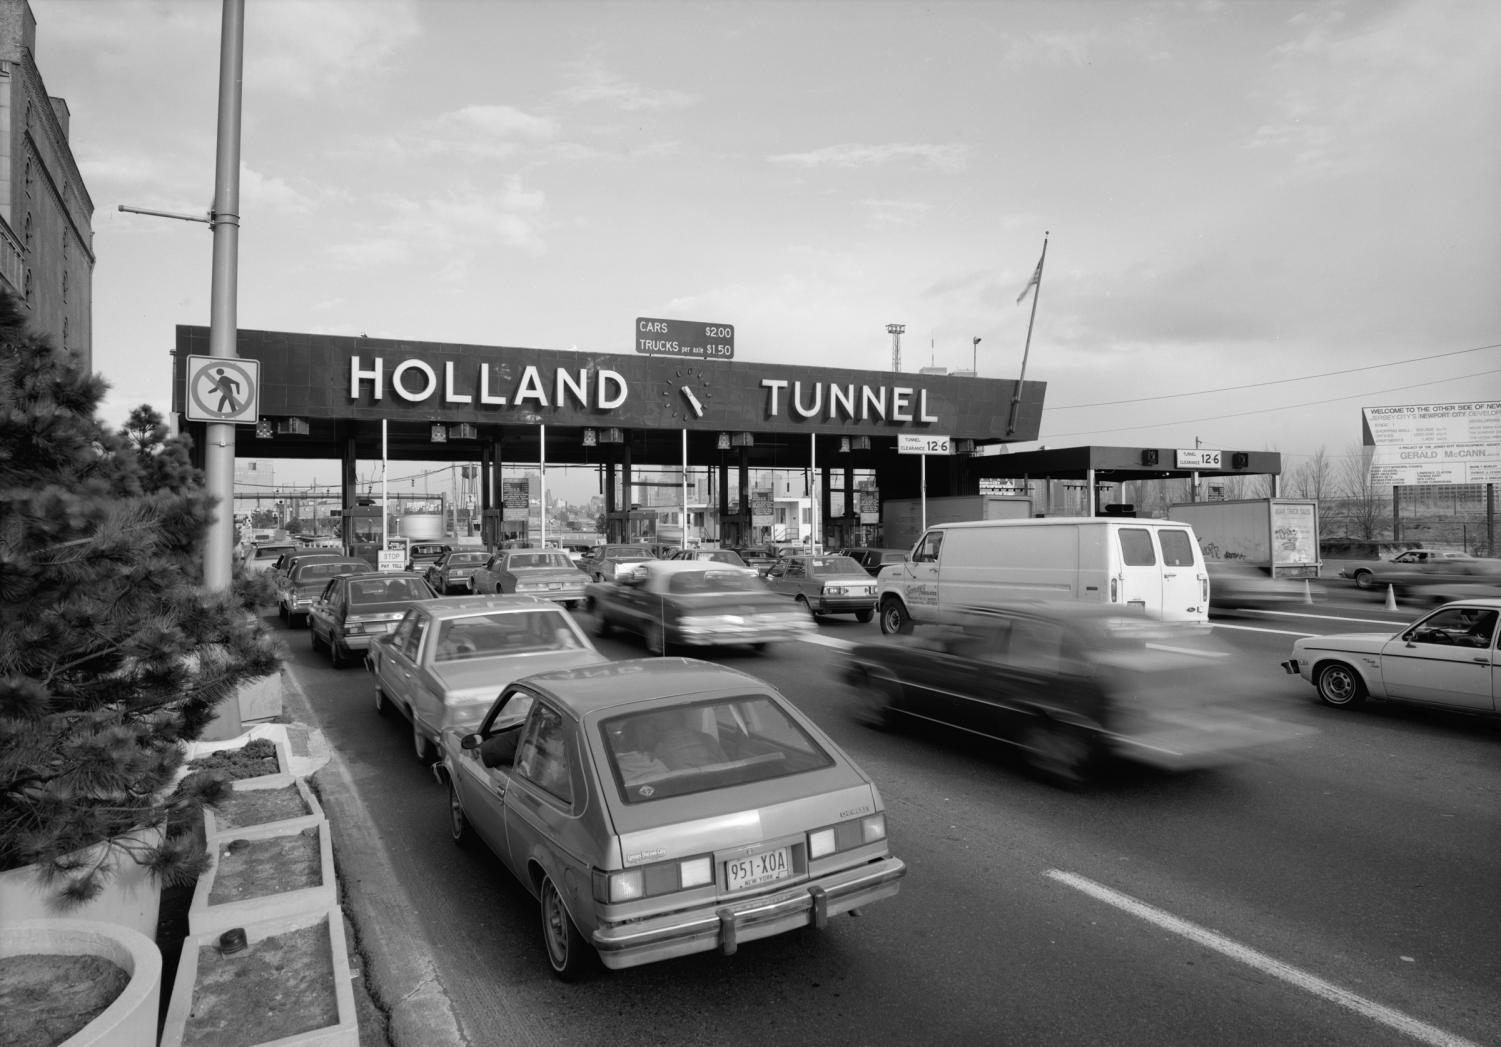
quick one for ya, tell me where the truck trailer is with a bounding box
[881,495,1034,552]
[1166,498,1321,578]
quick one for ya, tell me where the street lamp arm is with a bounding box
[118,204,213,224]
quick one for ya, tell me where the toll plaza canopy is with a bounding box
[967,445,1282,486]
[172,326,1046,497]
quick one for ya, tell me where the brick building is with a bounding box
[0,0,92,366]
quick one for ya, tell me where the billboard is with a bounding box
[1362,401,1501,486]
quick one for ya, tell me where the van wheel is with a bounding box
[879,599,910,636]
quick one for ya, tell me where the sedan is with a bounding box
[424,549,491,595]
[469,549,588,608]
[1206,560,1322,611]
[277,558,373,627]
[843,604,1311,787]
[368,595,608,762]
[436,658,906,978]
[581,543,658,583]
[586,559,810,654]
[307,571,438,667]
[1281,598,1499,713]
[764,554,876,622]
[1337,548,1494,591]
[668,548,752,569]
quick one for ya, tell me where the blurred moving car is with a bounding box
[469,548,588,608]
[307,571,438,667]
[586,559,810,654]
[277,557,372,627]
[730,546,778,575]
[1206,560,1321,611]
[368,595,608,762]
[843,604,1311,787]
[424,549,491,594]
[405,541,451,572]
[838,547,908,578]
[1281,598,1499,712]
[580,543,657,583]
[764,554,877,622]
[435,658,906,978]
[1336,549,1492,591]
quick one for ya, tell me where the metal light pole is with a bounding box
[203,0,245,593]
[972,336,981,375]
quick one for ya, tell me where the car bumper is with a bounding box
[671,622,804,646]
[817,596,875,614]
[591,856,905,970]
[516,587,588,604]
[1281,658,1300,675]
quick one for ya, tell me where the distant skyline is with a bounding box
[36,0,1500,500]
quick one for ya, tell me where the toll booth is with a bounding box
[604,509,658,544]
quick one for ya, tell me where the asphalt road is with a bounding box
[272,588,1501,1047]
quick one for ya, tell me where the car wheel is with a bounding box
[374,685,390,717]
[412,715,435,763]
[593,611,612,638]
[540,874,591,981]
[310,627,326,654]
[1022,719,1099,789]
[448,780,470,847]
[749,642,769,656]
[1315,662,1368,708]
[865,671,903,729]
[1352,570,1374,590]
[795,595,819,620]
[879,598,910,636]
[855,609,874,624]
[329,639,349,669]
[645,622,667,656]
[278,602,288,622]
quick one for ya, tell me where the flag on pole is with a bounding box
[1016,250,1044,305]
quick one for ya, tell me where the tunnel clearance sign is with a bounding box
[898,434,951,455]
[636,317,735,359]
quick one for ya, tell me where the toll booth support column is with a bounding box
[738,451,750,542]
[819,462,832,551]
[843,464,855,546]
[604,462,617,516]
[718,460,730,543]
[340,427,358,551]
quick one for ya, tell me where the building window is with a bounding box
[62,316,68,347]
[62,269,68,302]
[23,268,32,300]
[24,157,32,192]
[24,215,32,249]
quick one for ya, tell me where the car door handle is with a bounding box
[1474,657,1491,664]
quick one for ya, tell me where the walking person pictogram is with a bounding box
[210,368,242,413]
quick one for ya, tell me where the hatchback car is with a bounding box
[1281,598,1499,713]
[843,604,1310,787]
[436,658,906,978]
[581,544,658,583]
[470,548,588,608]
[368,595,608,762]
[425,549,491,594]
[242,541,296,576]
[405,542,452,572]
[764,554,877,622]
[307,571,438,667]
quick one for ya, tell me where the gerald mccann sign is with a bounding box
[1363,401,1501,486]
[345,358,942,424]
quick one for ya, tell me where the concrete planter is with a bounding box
[236,669,285,725]
[185,729,295,788]
[160,905,358,1047]
[1,918,162,1047]
[188,820,336,936]
[203,777,325,844]
[0,821,166,939]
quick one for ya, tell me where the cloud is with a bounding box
[438,105,560,142]
[768,143,969,173]
[245,0,423,97]
[859,198,934,228]
[559,66,696,112]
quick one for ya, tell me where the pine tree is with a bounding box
[0,289,280,903]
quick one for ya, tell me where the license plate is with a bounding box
[725,847,792,892]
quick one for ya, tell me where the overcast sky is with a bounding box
[37,0,1501,498]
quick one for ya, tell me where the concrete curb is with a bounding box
[280,663,471,1047]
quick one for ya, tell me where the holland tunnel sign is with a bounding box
[172,326,1047,442]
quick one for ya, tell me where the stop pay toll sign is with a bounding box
[185,356,260,424]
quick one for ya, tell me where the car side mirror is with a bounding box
[460,732,483,750]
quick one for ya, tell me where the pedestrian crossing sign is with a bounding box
[185,356,260,424]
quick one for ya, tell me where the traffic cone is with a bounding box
[1385,584,1398,611]
[1304,579,1313,604]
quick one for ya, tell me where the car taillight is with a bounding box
[594,855,714,903]
[808,813,886,859]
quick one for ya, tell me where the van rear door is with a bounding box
[1114,526,1205,622]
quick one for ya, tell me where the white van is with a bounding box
[875,517,1209,633]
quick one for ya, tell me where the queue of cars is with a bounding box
[256,531,1499,978]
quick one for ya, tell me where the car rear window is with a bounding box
[349,577,430,603]
[449,552,489,564]
[666,569,763,593]
[809,556,864,575]
[599,695,834,804]
[432,608,585,661]
[298,562,367,580]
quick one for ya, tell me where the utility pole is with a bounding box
[972,336,981,376]
[886,324,905,373]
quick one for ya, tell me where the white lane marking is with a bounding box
[1253,609,1406,626]
[1211,622,1322,638]
[1046,869,1483,1047]
[800,633,854,650]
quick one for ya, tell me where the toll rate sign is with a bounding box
[636,317,735,359]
